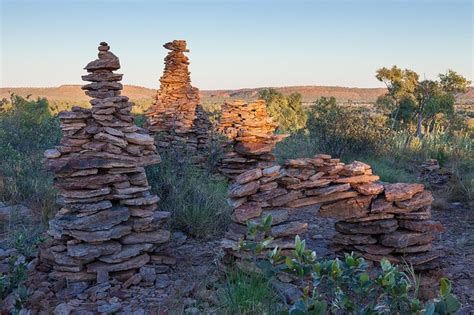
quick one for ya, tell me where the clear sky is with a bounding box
[0,0,472,89]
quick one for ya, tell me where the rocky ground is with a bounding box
[1,200,473,314]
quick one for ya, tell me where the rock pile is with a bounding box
[223,155,443,270]
[145,40,211,160]
[40,42,170,284]
[218,100,287,179]
[418,159,452,190]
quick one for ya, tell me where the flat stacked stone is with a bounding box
[222,156,443,270]
[217,100,287,179]
[145,40,211,162]
[327,181,443,270]
[40,42,171,284]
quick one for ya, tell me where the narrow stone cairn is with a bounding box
[145,40,211,161]
[223,155,444,270]
[40,42,171,284]
[218,100,287,179]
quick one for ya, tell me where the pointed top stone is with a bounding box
[163,40,189,52]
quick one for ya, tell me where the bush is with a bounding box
[146,149,231,238]
[0,95,60,219]
[307,97,392,157]
[239,218,462,315]
[259,89,307,133]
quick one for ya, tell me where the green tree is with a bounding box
[376,66,419,129]
[259,88,307,133]
[376,67,470,137]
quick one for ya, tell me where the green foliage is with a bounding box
[307,98,391,157]
[240,219,462,315]
[220,269,282,314]
[146,149,230,238]
[0,258,28,300]
[376,66,470,138]
[259,89,307,133]
[0,95,60,218]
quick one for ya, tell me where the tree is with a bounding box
[258,89,307,133]
[375,66,419,129]
[376,67,470,137]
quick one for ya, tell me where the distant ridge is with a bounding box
[1,84,473,104]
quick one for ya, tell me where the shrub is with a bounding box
[238,217,461,315]
[307,97,392,157]
[259,89,307,133]
[146,149,231,238]
[0,95,60,219]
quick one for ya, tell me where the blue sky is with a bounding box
[1,0,472,89]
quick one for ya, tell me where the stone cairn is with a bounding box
[223,156,444,271]
[217,99,287,179]
[145,40,211,162]
[40,42,171,284]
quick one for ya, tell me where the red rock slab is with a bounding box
[396,206,432,220]
[87,253,150,273]
[231,203,263,223]
[229,180,260,198]
[334,175,380,184]
[287,179,331,190]
[345,213,394,222]
[235,142,275,156]
[393,243,432,253]
[402,250,443,266]
[354,244,394,255]
[235,168,263,184]
[270,190,303,207]
[340,161,371,176]
[371,197,395,213]
[284,159,313,168]
[359,252,400,264]
[270,222,308,238]
[288,191,359,209]
[335,219,398,235]
[332,233,377,245]
[249,188,288,202]
[395,191,434,211]
[384,183,424,201]
[305,183,351,197]
[379,231,434,248]
[352,182,384,196]
[318,195,372,219]
[398,220,444,233]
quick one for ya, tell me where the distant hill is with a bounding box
[1,84,473,106]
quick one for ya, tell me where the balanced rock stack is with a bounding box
[218,100,287,179]
[223,155,443,270]
[145,40,211,159]
[40,42,171,284]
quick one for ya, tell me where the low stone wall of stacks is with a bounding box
[218,100,287,179]
[223,154,444,270]
[39,42,171,286]
[145,40,211,164]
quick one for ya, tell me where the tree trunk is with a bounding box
[416,112,423,138]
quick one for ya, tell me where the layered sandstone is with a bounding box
[145,40,211,160]
[218,100,287,178]
[223,156,443,270]
[40,42,170,284]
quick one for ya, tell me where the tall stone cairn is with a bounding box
[145,40,210,159]
[223,157,444,271]
[40,42,171,284]
[217,100,287,179]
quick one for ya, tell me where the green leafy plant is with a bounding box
[238,216,462,315]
